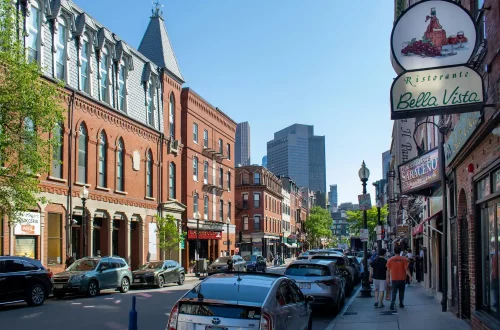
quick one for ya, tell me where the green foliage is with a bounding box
[305,206,333,248]
[156,215,180,258]
[346,205,389,242]
[0,0,64,221]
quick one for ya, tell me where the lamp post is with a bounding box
[194,211,200,276]
[226,217,231,256]
[358,161,371,298]
[79,187,89,258]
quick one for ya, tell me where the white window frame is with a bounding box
[193,156,198,181]
[26,1,41,63]
[203,161,209,184]
[117,61,127,112]
[203,129,208,148]
[204,195,209,220]
[193,123,198,143]
[243,216,249,230]
[99,48,110,103]
[226,143,231,160]
[79,35,90,93]
[54,18,67,81]
[169,93,175,138]
[227,171,231,192]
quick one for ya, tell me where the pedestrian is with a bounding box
[227,255,234,271]
[406,249,415,286]
[386,246,412,310]
[370,248,387,308]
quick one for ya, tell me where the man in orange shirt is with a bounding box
[386,246,412,310]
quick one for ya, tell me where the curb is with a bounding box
[325,285,362,330]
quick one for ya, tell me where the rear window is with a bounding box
[179,303,261,320]
[184,282,269,304]
[285,264,331,276]
[310,256,340,263]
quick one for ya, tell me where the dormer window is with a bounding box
[118,62,127,111]
[55,20,67,80]
[100,49,110,103]
[147,81,154,126]
[26,2,41,62]
[80,35,90,93]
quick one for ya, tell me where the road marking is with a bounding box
[22,312,42,319]
[104,297,114,300]
[114,300,121,304]
[71,303,81,305]
[83,305,95,308]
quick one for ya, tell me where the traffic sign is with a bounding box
[360,229,369,242]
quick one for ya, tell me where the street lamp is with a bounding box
[358,161,371,298]
[194,211,200,276]
[226,217,231,256]
[79,186,89,258]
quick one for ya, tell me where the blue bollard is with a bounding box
[128,296,138,330]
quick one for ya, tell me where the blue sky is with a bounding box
[78,0,394,204]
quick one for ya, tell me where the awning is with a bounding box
[412,211,442,236]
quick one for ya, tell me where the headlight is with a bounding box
[70,274,85,281]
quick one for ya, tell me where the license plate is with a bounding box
[54,284,63,289]
[134,279,141,283]
[299,283,311,289]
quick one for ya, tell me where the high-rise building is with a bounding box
[235,122,251,166]
[329,185,338,210]
[262,155,267,168]
[382,150,391,180]
[267,124,326,193]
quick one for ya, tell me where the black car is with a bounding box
[243,254,267,272]
[0,256,53,307]
[131,260,185,288]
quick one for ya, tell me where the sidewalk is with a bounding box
[332,283,470,330]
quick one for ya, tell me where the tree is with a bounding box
[304,206,333,248]
[156,214,181,259]
[0,0,64,221]
[346,205,389,242]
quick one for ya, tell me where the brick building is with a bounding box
[180,88,236,270]
[235,166,283,259]
[0,1,187,272]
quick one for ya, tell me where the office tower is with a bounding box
[382,150,391,180]
[262,155,267,168]
[235,122,251,166]
[329,184,338,209]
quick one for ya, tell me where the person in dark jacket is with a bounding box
[227,256,234,271]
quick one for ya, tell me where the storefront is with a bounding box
[14,212,41,259]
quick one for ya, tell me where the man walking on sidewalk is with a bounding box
[386,246,412,310]
[370,248,387,308]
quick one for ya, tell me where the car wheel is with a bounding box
[26,284,46,306]
[120,277,130,293]
[86,280,99,297]
[53,290,65,299]
[157,275,165,288]
[177,273,185,286]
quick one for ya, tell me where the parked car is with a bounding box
[284,259,345,313]
[0,256,53,307]
[243,254,267,272]
[52,256,132,298]
[347,256,362,284]
[167,273,314,330]
[309,254,355,295]
[131,260,185,288]
[207,255,246,275]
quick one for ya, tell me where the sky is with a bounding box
[77,0,395,204]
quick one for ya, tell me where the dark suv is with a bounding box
[0,256,53,307]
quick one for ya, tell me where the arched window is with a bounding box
[80,35,90,93]
[116,139,124,191]
[146,150,153,197]
[204,195,209,219]
[169,162,176,199]
[100,49,109,103]
[169,93,175,138]
[98,131,107,187]
[52,123,63,178]
[55,19,67,80]
[193,193,198,214]
[26,1,40,62]
[193,156,198,181]
[78,123,88,183]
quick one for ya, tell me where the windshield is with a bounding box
[139,262,163,270]
[285,264,330,276]
[243,255,257,262]
[67,259,98,271]
[214,257,230,263]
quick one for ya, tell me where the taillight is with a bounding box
[47,269,53,279]
[167,303,179,330]
[260,312,272,330]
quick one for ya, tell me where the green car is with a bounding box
[52,256,133,298]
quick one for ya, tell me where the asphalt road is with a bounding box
[0,277,339,330]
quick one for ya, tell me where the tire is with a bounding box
[177,273,185,286]
[53,290,65,299]
[86,280,99,297]
[120,277,130,293]
[332,295,341,314]
[26,284,46,306]
[157,275,165,288]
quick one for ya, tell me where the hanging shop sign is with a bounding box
[399,148,440,194]
[444,111,481,166]
[187,229,222,240]
[391,65,484,119]
[14,212,41,236]
[391,0,477,71]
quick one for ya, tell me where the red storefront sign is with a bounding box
[187,229,222,240]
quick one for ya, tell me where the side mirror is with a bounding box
[305,295,315,304]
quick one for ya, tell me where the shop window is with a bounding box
[47,213,62,265]
[15,236,36,259]
[494,169,500,193]
[477,176,491,200]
